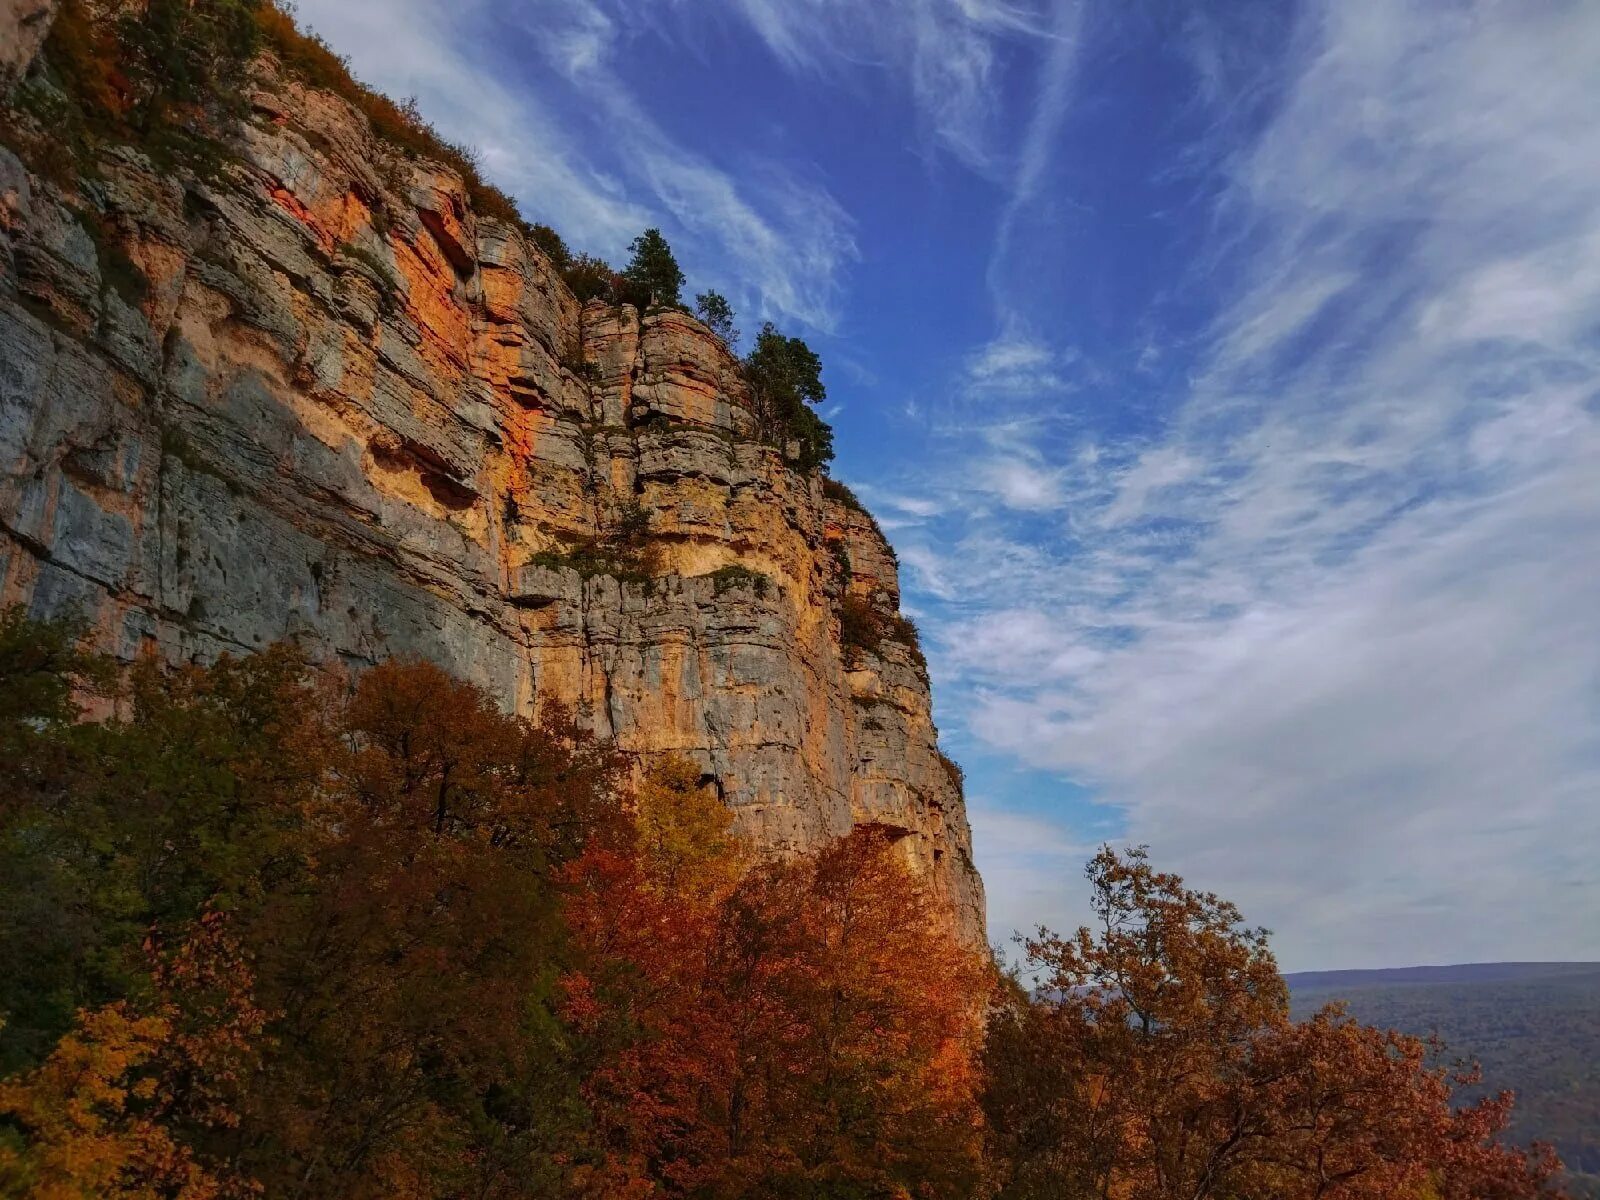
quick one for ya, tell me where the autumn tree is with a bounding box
[0,623,630,1196]
[566,815,986,1198]
[633,755,745,897]
[0,912,266,1199]
[0,630,334,1075]
[0,1003,226,1199]
[229,660,628,1196]
[739,829,988,1197]
[982,846,1570,1200]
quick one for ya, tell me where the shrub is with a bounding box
[254,6,517,217]
[529,500,658,584]
[839,593,926,672]
[935,750,965,794]
[24,0,260,179]
[562,253,616,304]
[707,564,770,599]
[827,537,852,581]
[821,476,865,513]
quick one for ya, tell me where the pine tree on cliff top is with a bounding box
[623,227,685,308]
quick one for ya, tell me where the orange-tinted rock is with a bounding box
[0,55,985,944]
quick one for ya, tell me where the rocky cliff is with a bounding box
[0,17,984,942]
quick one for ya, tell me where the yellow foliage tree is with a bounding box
[633,755,746,897]
[0,1006,230,1199]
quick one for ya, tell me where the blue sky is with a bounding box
[294,0,1600,972]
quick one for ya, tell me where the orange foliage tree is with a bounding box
[0,912,265,1200]
[564,763,989,1199]
[981,846,1569,1200]
[0,610,1575,1200]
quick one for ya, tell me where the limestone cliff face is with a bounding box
[0,48,984,942]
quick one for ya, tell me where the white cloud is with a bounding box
[725,0,1060,172]
[964,329,1072,397]
[921,0,1600,969]
[979,456,1066,511]
[290,0,856,329]
[857,487,945,519]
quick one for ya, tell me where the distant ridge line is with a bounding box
[1285,961,1600,990]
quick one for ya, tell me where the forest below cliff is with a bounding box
[1289,967,1600,1200]
[0,609,1576,1199]
[0,2,1590,1197]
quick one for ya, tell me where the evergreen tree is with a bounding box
[622,227,685,308]
[744,322,833,470]
[694,289,737,347]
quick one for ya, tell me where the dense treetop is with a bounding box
[0,609,1572,1198]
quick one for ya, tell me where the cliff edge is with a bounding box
[0,9,984,942]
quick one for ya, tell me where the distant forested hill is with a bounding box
[1288,963,1600,1198]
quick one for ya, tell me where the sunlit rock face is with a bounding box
[0,48,984,943]
[0,0,58,93]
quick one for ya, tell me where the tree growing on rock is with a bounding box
[743,322,833,470]
[622,227,684,309]
[694,289,737,347]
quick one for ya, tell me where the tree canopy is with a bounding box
[694,290,737,347]
[0,610,1573,1199]
[981,846,1568,1200]
[743,321,834,470]
[622,227,685,309]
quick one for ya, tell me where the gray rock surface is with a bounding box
[0,58,985,943]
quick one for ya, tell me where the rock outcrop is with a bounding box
[0,37,984,942]
[0,0,57,93]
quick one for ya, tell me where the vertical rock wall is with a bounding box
[0,53,985,942]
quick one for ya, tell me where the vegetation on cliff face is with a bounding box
[621,227,686,309]
[528,500,660,584]
[840,591,927,672]
[743,321,834,470]
[10,0,839,474]
[0,611,1573,1199]
[694,289,737,347]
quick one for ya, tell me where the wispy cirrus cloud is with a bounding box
[292,0,857,329]
[912,0,1600,968]
[965,328,1074,397]
[724,0,1061,173]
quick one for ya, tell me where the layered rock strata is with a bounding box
[0,46,984,941]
